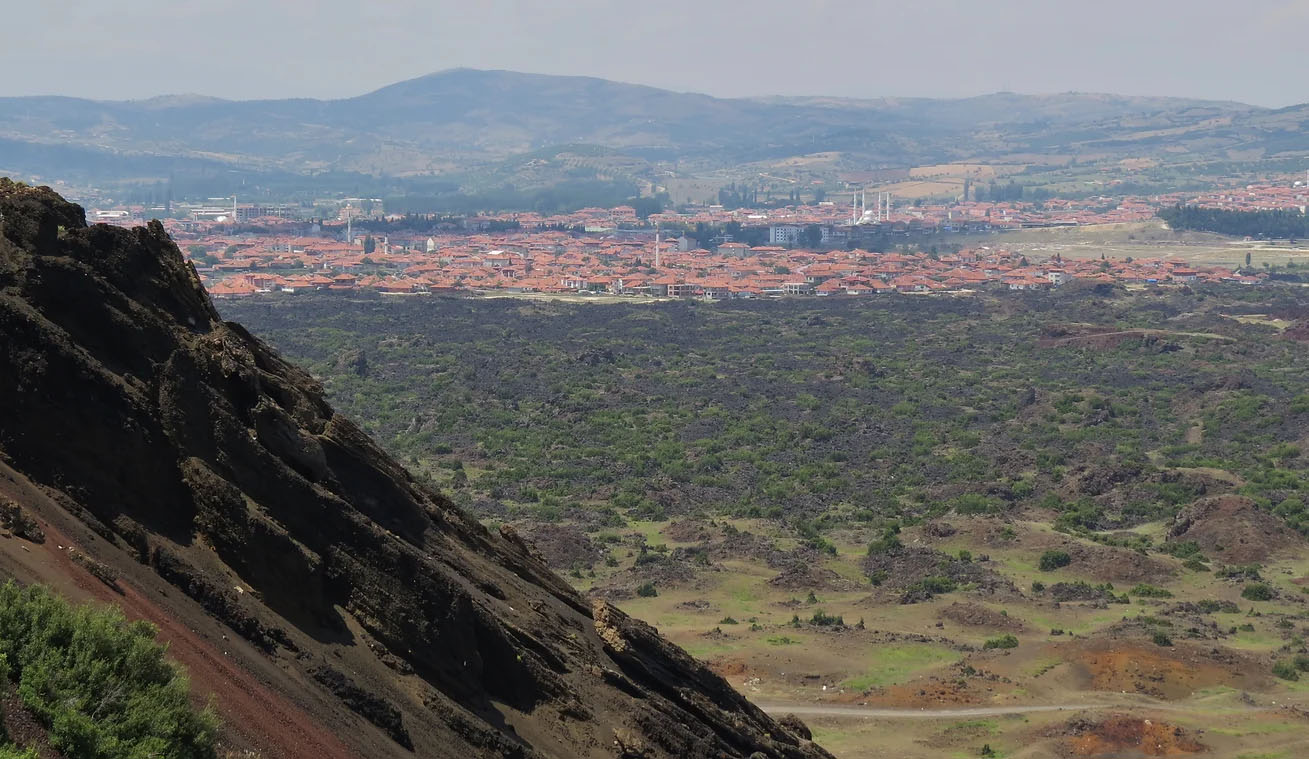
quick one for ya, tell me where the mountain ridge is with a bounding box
[0,68,1286,183]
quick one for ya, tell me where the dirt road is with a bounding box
[758,699,1274,720]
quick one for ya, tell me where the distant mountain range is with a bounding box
[1,68,1305,190]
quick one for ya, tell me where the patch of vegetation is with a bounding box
[1038,550,1072,572]
[227,293,1309,547]
[0,582,217,758]
[983,634,1019,650]
[809,610,845,627]
[1241,583,1275,602]
[1129,583,1174,599]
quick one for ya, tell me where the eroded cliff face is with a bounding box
[0,180,831,759]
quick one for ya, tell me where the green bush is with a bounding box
[1038,550,1071,572]
[0,582,217,759]
[867,528,902,555]
[983,634,1019,650]
[1152,631,1173,647]
[1129,583,1174,599]
[635,582,658,598]
[809,610,844,627]
[1273,659,1301,681]
[1241,583,1274,601]
[917,576,958,595]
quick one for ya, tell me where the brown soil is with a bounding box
[938,602,1025,631]
[1063,542,1174,584]
[1168,494,1303,563]
[769,562,859,592]
[1,688,64,758]
[1065,639,1266,699]
[663,519,715,543]
[858,680,982,708]
[1284,319,1309,342]
[518,522,602,569]
[1060,715,1205,757]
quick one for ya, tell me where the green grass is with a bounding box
[842,644,961,690]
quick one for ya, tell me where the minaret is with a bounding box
[654,222,662,269]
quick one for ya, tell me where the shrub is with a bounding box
[809,610,844,627]
[918,576,958,595]
[635,582,658,597]
[983,634,1019,650]
[1241,583,1275,601]
[867,528,902,555]
[1152,631,1173,647]
[1273,660,1301,681]
[1129,584,1174,599]
[719,617,738,625]
[1218,564,1263,581]
[0,582,217,759]
[1038,550,1071,571]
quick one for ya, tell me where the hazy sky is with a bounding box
[4,0,1306,106]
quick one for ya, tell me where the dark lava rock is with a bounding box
[0,180,832,759]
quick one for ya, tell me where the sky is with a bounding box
[4,0,1306,106]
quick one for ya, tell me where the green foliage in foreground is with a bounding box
[0,582,217,759]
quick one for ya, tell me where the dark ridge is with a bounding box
[0,179,832,759]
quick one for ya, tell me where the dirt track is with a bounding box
[758,700,1266,720]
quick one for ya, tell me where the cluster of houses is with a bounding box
[87,179,1300,301]
[197,229,1261,300]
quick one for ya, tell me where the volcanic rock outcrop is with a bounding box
[0,180,830,759]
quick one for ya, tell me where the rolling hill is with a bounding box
[1,68,1293,188]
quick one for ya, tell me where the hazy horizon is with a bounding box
[3,1,1306,107]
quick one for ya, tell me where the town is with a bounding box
[89,180,1301,300]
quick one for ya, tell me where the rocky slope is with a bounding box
[0,179,831,759]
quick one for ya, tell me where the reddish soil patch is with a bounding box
[1062,715,1205,757]
[1168,494,1303,563]
[707,657,752,678]
[1066,640,1265,699]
